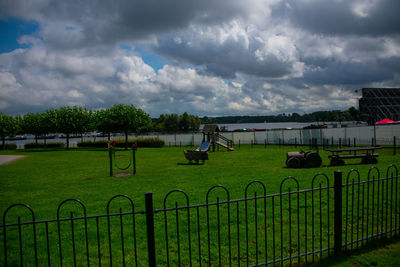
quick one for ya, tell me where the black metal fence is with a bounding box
[2,165,399,266]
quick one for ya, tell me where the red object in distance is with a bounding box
[375,118,399,125]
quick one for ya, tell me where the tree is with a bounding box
[347,107,360,121]
[107,104,152,149]
[55,106,92,150]
[21,112,43,144]
[0,113,18,150]
[179,112,190,131]
[154,112,201,132]
[188,114,201,131]
[42,109,58,144]
[95,109,113,140]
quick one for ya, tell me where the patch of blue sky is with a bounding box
[119,44,168,72]
[0,18,38,53]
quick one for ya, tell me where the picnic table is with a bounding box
[325,146,381,166]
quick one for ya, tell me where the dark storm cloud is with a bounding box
[304,61,393,85]
[281,0,400,36]
[1,0,400,116]
[153,27,298,78]
[1,0,251,49]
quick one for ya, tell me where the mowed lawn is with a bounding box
[1,144,400,266]
[1,144,399,216]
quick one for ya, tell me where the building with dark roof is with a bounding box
[359,88,400,124]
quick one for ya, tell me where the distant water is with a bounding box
[213,122,314,131]
[204,121,364,131]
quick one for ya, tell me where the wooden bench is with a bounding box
[326,147,381,166]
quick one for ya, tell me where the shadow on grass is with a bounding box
[177,162,206,166]
[309,236,400,267]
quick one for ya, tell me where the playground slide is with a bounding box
[216,141,235,151]
[198,141,211,152]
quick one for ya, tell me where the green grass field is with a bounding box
[1,144,400,266]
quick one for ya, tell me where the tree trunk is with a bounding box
[125,132,128,150]
[108,133,110,141]
[35,135,38,145]
[2,136,5,150]
[66,133,70,150]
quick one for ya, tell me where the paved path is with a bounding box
[0,155,26,165]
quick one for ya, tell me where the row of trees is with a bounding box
[0,105,202,150]
[0,105,152,150]
[152,112,201,133]
[201,107,361,124]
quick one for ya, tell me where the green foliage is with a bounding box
[76,140,109,148]
[202,107,361,124]
[2,143,17,150]
[0,112,19,150]
[77,137,165,148]
[94,108,113,136]
[24,142,65,149]
[153,112,201,132]
[135,137,165,147]
[21,112,43,143]
[53,106,93,149]
[107,104,152,135]
[104,104,152,148]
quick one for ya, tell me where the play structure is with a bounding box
[201,124,234,152]
[108,141,137,177]
[183,124,234,164]
[286,151,322,168]
[183,141,210,164]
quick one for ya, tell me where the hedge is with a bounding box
[77,137,165,148]
[24,142,65,149]
[1,143,17,150]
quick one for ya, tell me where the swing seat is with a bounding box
[183,150,208,164]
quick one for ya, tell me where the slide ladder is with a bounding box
[215,133,234,151]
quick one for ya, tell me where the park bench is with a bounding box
[326,147,381,166]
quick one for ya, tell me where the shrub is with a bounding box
[135,137,165,148]
[77,137,165,148]
[24,142,65,149]
[1,143,17,150]
[77,140,109,148]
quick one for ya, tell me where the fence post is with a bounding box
[334,171,343,256]
[145,192,156,266]
[394,136,396,156]
[109,147,113,176]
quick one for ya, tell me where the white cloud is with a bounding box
[0,0,399,116]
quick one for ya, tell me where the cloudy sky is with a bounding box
[0,0,399,117]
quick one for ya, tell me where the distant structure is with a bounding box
[359,88,400,124]
[202,124,234,152]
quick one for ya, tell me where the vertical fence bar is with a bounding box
[361,183,365,248]
[145,192,156,267]
[272,196,276,265]
[96,217,101,267]
[304,192,308,264]
[196,206,201,267]
[46,221,51,267]
[334,171,343,256]
[18,217,23,266]
[236,201,240,267]
[109,148,113,176]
